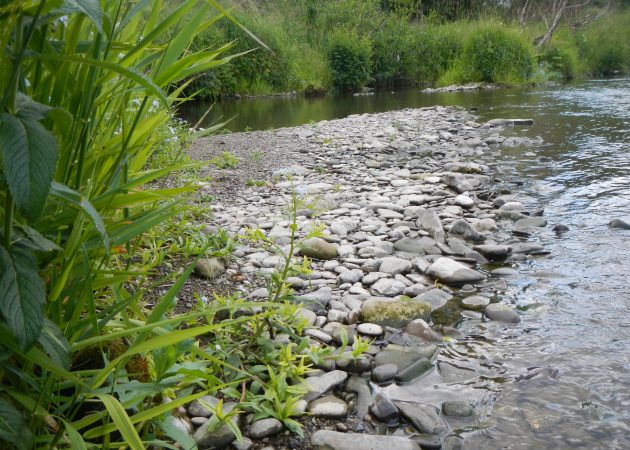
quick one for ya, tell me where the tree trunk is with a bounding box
[534,0,567,49]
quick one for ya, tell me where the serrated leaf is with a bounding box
[38,318,71,370]
[0,113,58,219]
[0,398,33,450]
[0,245,45,349]
[50,181,109,250]
[55,0,103,32]
[15,93,53,121]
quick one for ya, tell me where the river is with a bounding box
[183,79,630,449]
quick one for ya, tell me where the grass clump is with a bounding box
[327,31,373,92]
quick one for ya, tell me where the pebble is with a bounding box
[308,395,350,418]
[485,303,520,323]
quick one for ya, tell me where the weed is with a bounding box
[212,151,240,169]
[247,179,267,187]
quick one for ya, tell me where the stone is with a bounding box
[370,278,407,296]
[308,395,350,418]
[461,295,490,311]
[233,437,254,450]
[442,436,464,450]
[473,244,512,259]
[377,208,404,220]
[372,363,398,383]
[193,402,239,449]
[375,345,438,370]
[442,401,474,417]
[514,217,547,230]
[609,218,630,230]
[249,418,283,439]
[426,257,485,285]
[188,395,219,417]
[509,242,544,254]
[553,224,570,233]
[357,323,384,337]
[396,402,449,435]
[300,238,338,260]
[311,430,421,450]
[361,297,431,328]
[194,258,225,279]
[297,308,317,326]
[491,267,518,277]
[305,328,333,344]
[378,256,412,274]
[405,319,442,342]
[370,392,399,423]
[454,194,474,208]
[417,210,445,242]
[485,303,520,323]
[345,376,371,418]
[413,257,430,273]
[395,357,433,382]
[293,287,332,311]
[304,370,348,401]
[394,237,441,255]
[449,219,485,242]
[413,288,452,311]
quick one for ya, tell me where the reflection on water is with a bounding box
[184,80,630,448]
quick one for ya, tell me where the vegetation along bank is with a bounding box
[183,0,630,99]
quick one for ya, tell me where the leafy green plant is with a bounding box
[327,31,372,91]
[212,150,240,169]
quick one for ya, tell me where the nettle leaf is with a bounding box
[0,112,58,219]
[55,0,103,33]
[38,318,71,370]
[0,245,46,349]
[0,398,34,450]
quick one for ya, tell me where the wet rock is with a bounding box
[442,435,464,450]
[491,267,518,277]
[375,345,438,370]
[552,224,570,234]
[370,392,399,423]
[509,242,544,254]
[514,217,547,230]
[308,395,350,418]
[300,237,338,260]
[609,218,630,230]
[485,303,520,323]
[372,363,398,383]
[311,430,421,450]
[405,319,442,342]
[410,434,442,450]
[395,357,433,382]
[361,297,431,328]
[461,295,490,311]
[249,418,283,439]
[396,402,449,435]
[345,376,371,418]
[194,258,226,279]
[413,288,452,311]
[473,244,511,259]
[442,401,474,417]
[426,257,485,285]
[304,370,348,401]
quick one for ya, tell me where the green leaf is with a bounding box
[50,181,110,250]
[0,245,45,349]
[55,0,103,33]
[38,318,71,370]
[94,394,145,450]
[0,398,33,450]
[0,113,58,218]
[12,224,62,252]
[15,93,53,121]
[60,419,88,450]
[157,416,198,450]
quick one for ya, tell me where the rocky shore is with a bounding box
[177,106,549,449]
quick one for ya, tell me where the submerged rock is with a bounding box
[609,218,630,230]
[485,303,520,323]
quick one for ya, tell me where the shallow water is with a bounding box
[184,80,630,448]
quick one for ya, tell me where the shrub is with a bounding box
[538,40,581,81]
[406,25,464,84]
[445,25,535,84]
[327,31,373,91]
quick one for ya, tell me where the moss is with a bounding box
[361,298,431,328]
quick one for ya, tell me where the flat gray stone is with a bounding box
[449,219,485,242]
[461,295,490,311]
[311,430,421,450]
[370,392,399,422]
[370,278,407,296]
[426,257,485,285]
[442,401,474,417]
[308,395,349,418]
[378,256,412,274]
[473,244,512,259]
[249,418,283,439]
[357,323,384,337]
[609,218,630,229]
[514,217,547,230]
[485,303,520,323]
[396,402,449,435]
[304,370,348,401]
[372,363,398,383]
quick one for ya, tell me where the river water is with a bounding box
[183,80,630,449]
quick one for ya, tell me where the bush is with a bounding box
[443,25,535,84]
[539,39,581,81]
[406,25,464,84]
[327,31,373,91]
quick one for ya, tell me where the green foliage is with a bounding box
[538,39,581,81]
[406,25,465,84]
[212,150,240,169]
[327,31,373,91]
[442,25,535,84]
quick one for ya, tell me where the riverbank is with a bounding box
[169,106,553,449]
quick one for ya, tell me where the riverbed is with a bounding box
[184,79,630,449]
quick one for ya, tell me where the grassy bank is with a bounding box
[186,0,630,98]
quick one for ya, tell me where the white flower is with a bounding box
[215,344,222,351]
[58,15,68,25]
